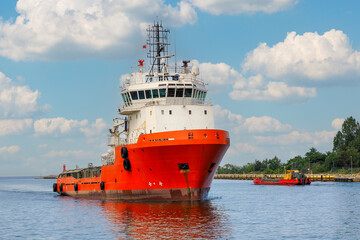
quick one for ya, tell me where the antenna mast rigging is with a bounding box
[146,21,170,79]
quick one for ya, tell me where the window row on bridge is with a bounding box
[121,88,207,107]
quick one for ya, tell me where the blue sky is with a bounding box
[1,0,360,176]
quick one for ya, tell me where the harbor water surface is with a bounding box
[1,177,359,239]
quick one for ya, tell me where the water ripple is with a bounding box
[1,177,360,239]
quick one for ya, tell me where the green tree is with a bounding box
[333,116,360,152]
[286,155,304,171]
[240,163,255,173]
[217,164,240,174]
[342,147,360,168]
[324,151,340,171]
[305,147,326,163]
[268,156,281,171]
[253,160,263,172]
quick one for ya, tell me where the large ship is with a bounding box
[54,21,230,201]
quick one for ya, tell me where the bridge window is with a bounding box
[152,89,159,98]
[130,91,138,100]
[125,94,130,106]
[159,88,166,98]
[176,88,184,97]
[121,94,127,106]
[199,91,203,99]
[185,88,192,98]
[145,90,152,99]
[126,92,132,105]
[168,88,175,97]
[138,90,145,99]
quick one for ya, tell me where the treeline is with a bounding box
[218,116,360,174]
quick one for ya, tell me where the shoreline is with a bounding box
[35,175,57,179]
[215,173,360,182]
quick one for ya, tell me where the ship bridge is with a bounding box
[119,62,209,115]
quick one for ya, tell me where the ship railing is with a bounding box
[101,158,115,166]
[165,98,209,106]
[118,105,141,113]
[119,98,212,114]
[121,69,205,87]
[130,65,198,75]
[107,136,127,147]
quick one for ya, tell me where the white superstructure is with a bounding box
[108,21,214,146]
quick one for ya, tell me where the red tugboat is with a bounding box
[253,169,311,185]
[53,21,230,201]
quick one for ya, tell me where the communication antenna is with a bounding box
[174,34,177,73]
[146,20,170,79]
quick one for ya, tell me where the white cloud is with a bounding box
[255,130,336,146]
[34,117,88,135]
[0,145,20,154]
[213,104,243,131]
[243,29,360,82]
[191,60,316,102]
[243,116,291,133]
[213,105,243,123]
[33,117,108,138]
[189,0,298,15]
[214,105,291,133]
[232,142,260,154]
[188,58,317,102]
[42,150,94,158]
[0,72,47,117]
[192,60,243,88]
[230,80,316,102]
[80,118,107,137]
[0,0,197,61]
[332,118,345,130]
[0,119,33,136]
[233,74,264,90]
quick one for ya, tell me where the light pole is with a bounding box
[351,156,353,174]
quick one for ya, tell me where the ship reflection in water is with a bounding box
[99,200,231,239]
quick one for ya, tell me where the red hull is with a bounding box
[253,178,311,185]
[56,129,230,201]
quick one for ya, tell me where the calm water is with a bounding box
[0,177,359,239]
